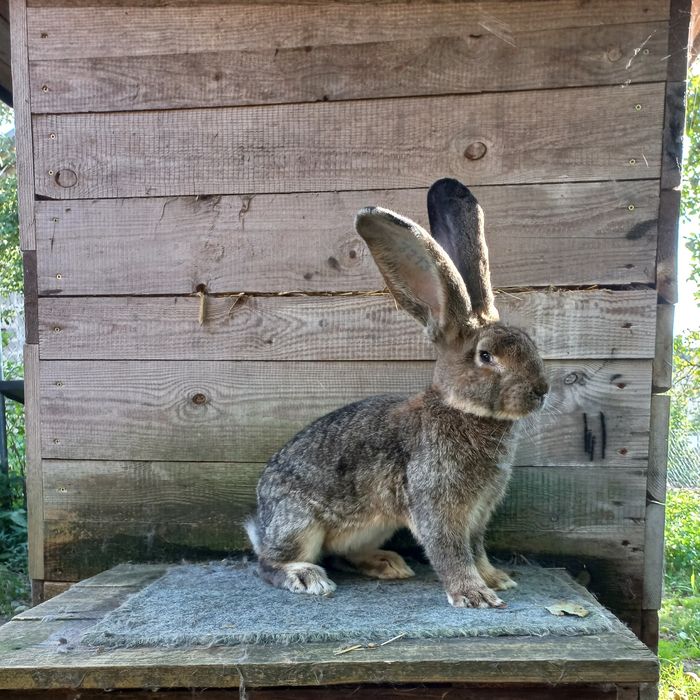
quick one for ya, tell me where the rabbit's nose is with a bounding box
[533,381,549,398]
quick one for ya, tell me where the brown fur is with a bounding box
[246,179,548,607]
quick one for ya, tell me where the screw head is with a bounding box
[627,204,635,211]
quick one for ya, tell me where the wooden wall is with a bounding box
[11,0,687,637]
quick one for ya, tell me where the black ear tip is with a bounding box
[428,178,477,207]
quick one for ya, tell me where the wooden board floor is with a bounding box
[0,564,657,697]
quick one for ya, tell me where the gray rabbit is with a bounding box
[246,179,548,608]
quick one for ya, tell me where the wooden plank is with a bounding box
[13,584,139,621]
[0,686,623,700]
[643,394,670,610]
[641,610,660,655]
[34,182,661,295]
[41,466,646,614]
[0,620,657,690]
[0,5,12,106]
[652,304,674,392]
[32,84,665,199]
[667,0,692,82]
[656,188,680,303]
[22,344,43,580]
[41,582,70,601]
[27,22,669,113]
[10,0,35,249]
[487,527,646,622]
[247,687,620,700]
[647,394,670,505]
[25,1,671,61]
[660,81,686,191]
[37,289,657,362]
[41,461,646,533]
[38,359,652,466]
[22,250,37,344]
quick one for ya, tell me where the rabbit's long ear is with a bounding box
[427,178,498,324]
[355,207,473,340]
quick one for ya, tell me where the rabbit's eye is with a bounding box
[479,351,492,364]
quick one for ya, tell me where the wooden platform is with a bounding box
[0,564,657,698]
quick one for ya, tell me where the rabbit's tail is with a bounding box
[245,516,261,555]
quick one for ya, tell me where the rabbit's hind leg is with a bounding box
[328,524,415,580]
[257,521,337,596]
[346,549,415,580]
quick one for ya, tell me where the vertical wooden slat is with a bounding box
[660,81,686,191]
[643,394,670,611]
[667,0,692,82]
[656,188,680,304]
[23,344,43,580]
[22,249,37,345]
[9,0,35,250]
[652,304,674,393]
[641,609,660,654]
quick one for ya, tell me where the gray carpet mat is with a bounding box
[80,559,614,648]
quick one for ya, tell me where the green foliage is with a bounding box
[670,331,700,436]
[660,491,700,698]
[665,489,700,595]
[0,103,25,618]
[660,593,700,662]
[659,656,700,700]
[683,67,700,300]
[0,102,19,317]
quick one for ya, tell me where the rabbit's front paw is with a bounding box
[283,563,337,596]
[447,585,505,609]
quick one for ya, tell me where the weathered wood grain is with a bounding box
[0,611,657,691]
[486,526,646,619]
[35,182,660,295]
[647,394,670,505]
[652,304,674,392]
[41,518,645,617]
[37,289,657,361]
[28,22,668,113]
[22,345,43,580]
[32,84,664,199]
[10,0,36,249]
[0,686,624,700]
[656,188,680,303]
[41,582,71,601]
[661,81,686,191]
[41,461,646,535]
[25,0,671,61]
[13,585,139,621]
[641,609,660,655]
[643,394,670,611]
[22,250,37,344]
[0,3,12,106]
[38,359,652,466]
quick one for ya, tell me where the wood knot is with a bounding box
[564,372,579,385]
[191,393,207,405]
[54,169,77,188]
[464,141,487,161]
[606,46,622,62]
